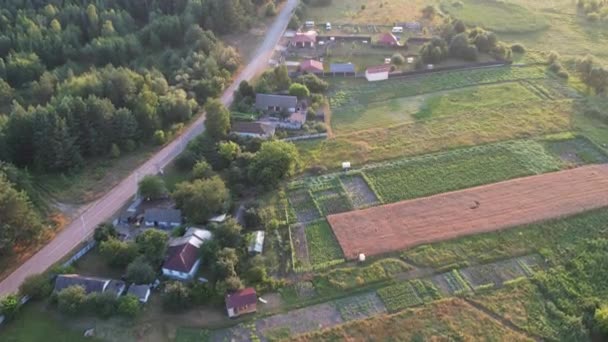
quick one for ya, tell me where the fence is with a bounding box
[62,240,97,268]
[282,133,327,142]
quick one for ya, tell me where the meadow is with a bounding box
[301,0,437,25]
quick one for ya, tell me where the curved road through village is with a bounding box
[0,0,299,296]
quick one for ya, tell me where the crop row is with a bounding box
[377,282,423,312]
[443,270,471,295]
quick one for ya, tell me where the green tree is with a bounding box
[192,160,213,179]
[391,53,405,65]
[0,294,19,319]
[295,74,328,93]
[94,223,117,242]
[224,275,244,291]
[205,99,231,140]
[288,83,310,99]
[118,295,140,317]
[57,285,87,315]
[87,292,118,318]
[99,238,138,268]
[274,65,291,91]
[215,218,243,248]
[218,141,240,163]
[215,247,239,279]
[138,175,167,200]
[153,130,166,145]
[596,306,608,334]
[135,229,168,266]
[173,176,229,223]
[162,281,191,312]
[126,256,156,284]
[19,273,52,300]
[248,141,300,188]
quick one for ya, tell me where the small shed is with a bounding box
[329,63,355,75]
[365,65,391,82]
[226,287,257,318]
[248,231,265,254]
[209,214,227,223]
[127,284,151,303]
[300,59,324,74]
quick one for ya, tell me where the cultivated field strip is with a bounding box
[328,164,608,259]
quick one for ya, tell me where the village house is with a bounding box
[248,231,265,254]
[377,32,401,47]
[299,59,324,74]
[126,284,151,303]
[54,274,126,298]
[292,30,317,48]
[365,65,392,82]
[255,94,298,113]
[161,228,212,280]
[232,122,276,139]
[143,208,182,229]
[330,63,356,75]
[225,287,258,318]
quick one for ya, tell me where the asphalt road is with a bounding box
[0,0,299,296]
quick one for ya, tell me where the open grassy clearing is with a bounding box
[365,140,561,203]
[402,208,608,270]
[290,298,533,342]
[304,220,344,267]
[329,66,548,134]
[440,0,550,34]
[302,0,437,25]
[299,99,573,169]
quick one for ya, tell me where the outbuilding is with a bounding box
[248,231,265,254]
[226,287,257,318]
[232,122,276,139]
[300,59,324,74]
[377,33,400,47]
[127,284,151,303]
[365,65,391,82]
[329,63,356,75]
[255,94,298,113]
[143,208,182,229]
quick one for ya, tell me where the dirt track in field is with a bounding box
[328,164,608,260]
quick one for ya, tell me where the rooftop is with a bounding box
[163,243,200,273]
[255,94,298,109]
[127,284,151,302]
[300,59,324,72]
[226,287,257,308]
[144,208,182,224]
[330,63,356,73]
[293,31,317,44]
[232,122,276,136]
[366,65,392,74]
[54,274,109,294]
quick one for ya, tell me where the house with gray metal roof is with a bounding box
[54,274,126,298]
[127,284,151,303]
[255,94,298,113]
[330,63,356,74]
[144,208,182,229]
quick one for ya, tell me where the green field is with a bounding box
[301,0,437,25]
[440,0,550,34]
[377,282,423,312]
[304,220,344,266]
[365,140,560,202]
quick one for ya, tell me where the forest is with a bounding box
[0,0,278,257]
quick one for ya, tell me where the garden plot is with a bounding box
[290,224,311,269]
[313,191,352,216]
[516,254,545,276]
[341,174,379,208]
[304,220,344,267]
[377,282,423,312]
[255,302,343,340]
[295,281,317,300]
[433,270,471,295]
[544,136,608,166]
[491,258,528,283]
[288,190,320,223]
[334,292,387,321]
[460,264,502,290]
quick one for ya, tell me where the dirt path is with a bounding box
[328,164,608,260]
[463,298,544,342]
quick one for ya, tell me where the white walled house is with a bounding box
[365,65,391,82]
[161,228,212,280]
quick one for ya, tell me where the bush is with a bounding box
[391,53,405,65]
[0,294,20,318]
[118,295,140,317]
[162,281,191,312]
[138,175,167,200]
[100,238,138,268]
[595,306,608,335]
[548,51,560,64]
[511,43,526,53]
[94,223,117,242]
[87,292,118,318]
[153,130,166,145]
[19,273,52,300]
[588,12,600,21]
[57,285,87,315]
[265,2,277,16]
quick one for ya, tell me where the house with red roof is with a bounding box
[365,65,392,82]
[161,228,212,280]
[300,59,324,74]
[226,287,257,318]
[292,31,317,48]
[377,33,400,47]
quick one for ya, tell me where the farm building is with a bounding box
[300,59,324,74]
[377,33,400,47]
[54,274,126,298]
[255,94,298,113]
[248,231,265,254]
[232,122,276,139]
[226,287,257,318]
[127,284,151,303]
[292,31,317,48]
[330,63,356,75]
[365,65,391,82]
[143,208,182,229]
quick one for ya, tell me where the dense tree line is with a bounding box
[0,0,279,173]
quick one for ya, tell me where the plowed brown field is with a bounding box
[328,165,608,260]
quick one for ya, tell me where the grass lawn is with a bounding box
[290,298,532,341]
[439,0,549,34]
[72,248,124,280]
[0,304,99,342]
[304,220,344,266]
[298,99,573,169]
[365,140,561,203]
[302,0,438,25]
